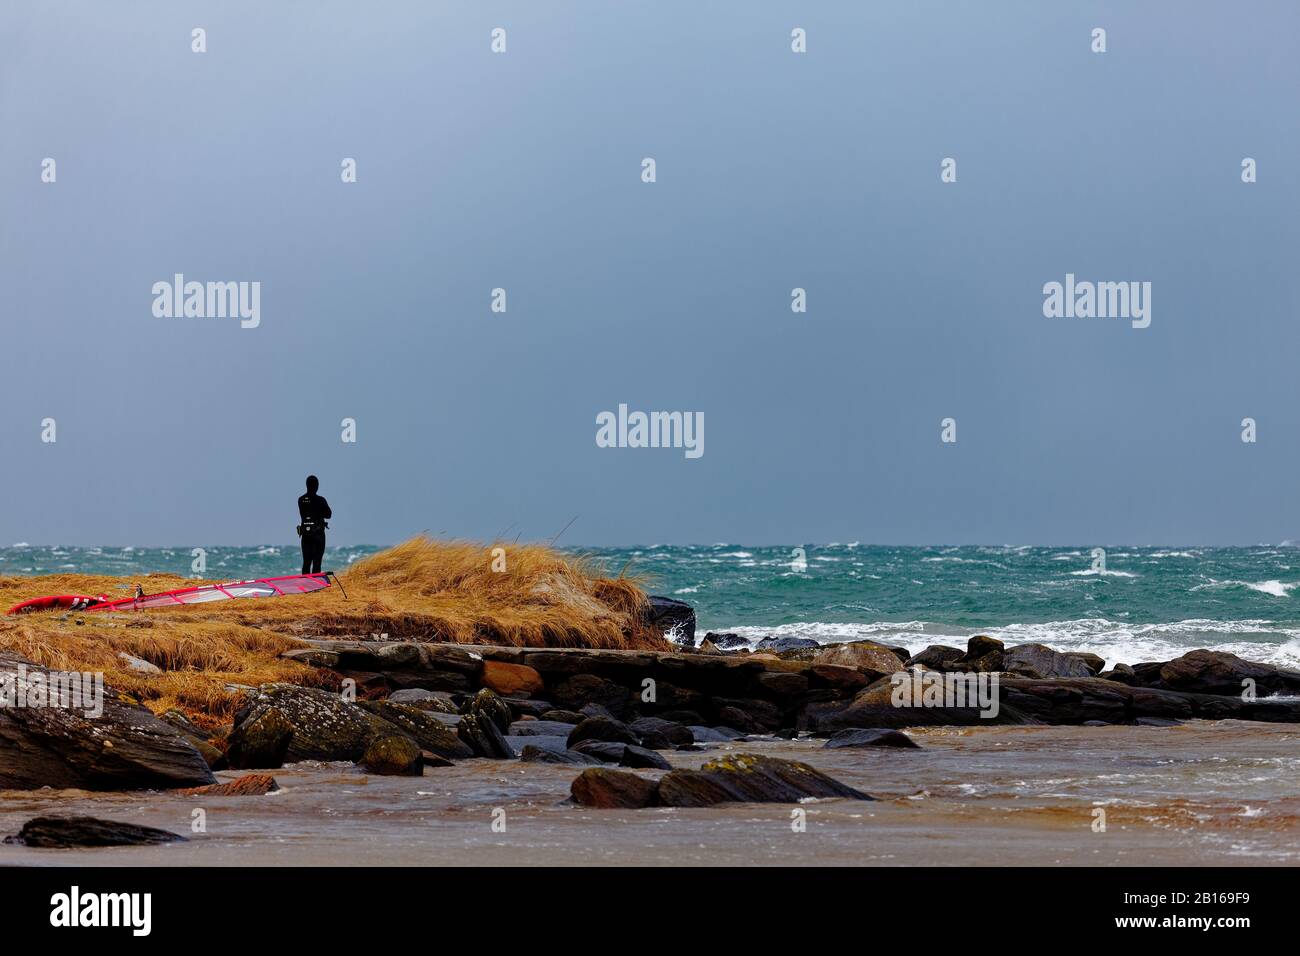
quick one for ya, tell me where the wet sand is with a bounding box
[3,720,1297,866]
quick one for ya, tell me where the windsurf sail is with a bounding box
[6,572,338,615]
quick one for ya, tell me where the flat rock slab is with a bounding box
[0,651,216,791]
[4,816,186,848]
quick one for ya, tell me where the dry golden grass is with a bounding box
[0,536,661,725]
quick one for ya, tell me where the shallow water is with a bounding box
[4,722,1297,866]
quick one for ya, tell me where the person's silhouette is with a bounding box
[297,475,332,574]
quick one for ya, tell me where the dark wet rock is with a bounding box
[359,700,474,760]
[904,645,965,671]
[628,716,693,747]
[509,720,579,737]
[579,702,616,720]
[643,679,707,711]
[1003,644,1095,680]
[569,740,630,763]
[658,709,704,726]
[823,728,920,749]
[886,646,912,662]
[950,635,1005,672]
[457,711,516,759]
[567,716,639,748]
[754,636,820,655]
[657,753,873,806]
[755,670,810,699]
[714,697,784,732]
[1135,716,1183,726]
[808,664,870,692]
[179,772,280,796]
[159,709,210,740]
[697,640,724,655]
[647,595,696,645]
[540,709,584,725]
[807,675,1039,732]
[1140,650,1300,697]
[361,735,423,775]
[774,727,799,739]
[504,697,554,719]
[689,725,744,742]
[551,675,632,719]
[1066,652,1106,676]
[4,816,187,848]
[464,688,513,734]
[1082,720,1110,726]
[715,706,762,734]
[225,706,294,770]
[620,744,672,770]
[1098,663,1137,684]
[505,734,569,754]
[520,745,603,766]
[0,652,216,791]
[421,751,453,768]
[386,689,458,713]
[233,684,393,763]
[570,767,659,808]
[638,731,673,750]
[705,632,748,649]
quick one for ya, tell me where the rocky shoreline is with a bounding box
[3,601,1300,843]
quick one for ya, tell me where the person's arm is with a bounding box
[321,497,332,520]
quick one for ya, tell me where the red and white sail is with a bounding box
[7,573,334,615]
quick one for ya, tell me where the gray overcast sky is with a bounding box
[2,1,1297,547]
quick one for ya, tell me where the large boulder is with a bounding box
[647,595,696,645]
[549,674,632,718]
[949,635,1005,672]
[0,652,216,791]
[812,642,907,677]
[754,636,820,656]
[233,684,392,762]
[1003,644,1095,679]
[225,706,294,769]
[358,700,473,760]
[567,716,638,748]
[904,645,964,671]
[481,661,544,698]
[628,716,693,747]
[1143,650,1300,697]
[657,753,873,806]
[457,712,516,759]
[360,735,423,776]
[570,768,660,808]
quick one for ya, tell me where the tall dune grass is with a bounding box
[0,536,661,723]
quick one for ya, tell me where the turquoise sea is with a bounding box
[4,544,1300,668]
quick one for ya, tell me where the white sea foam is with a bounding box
[711,617,1300,669]
[1069,568,1138,578]
[1191,578,1299,597]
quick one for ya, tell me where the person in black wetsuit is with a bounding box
[298,475,332,574]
